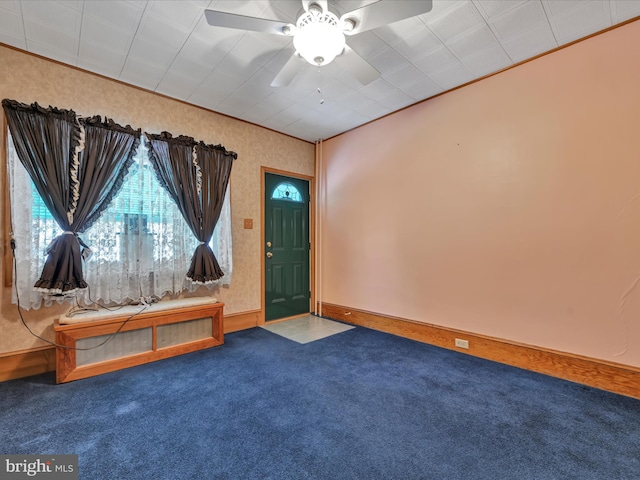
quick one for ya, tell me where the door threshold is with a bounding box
[265,313,312,324]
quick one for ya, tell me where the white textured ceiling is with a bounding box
[1,0,639,143]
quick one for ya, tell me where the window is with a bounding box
[271,182,303,202]
[8,134,232,310]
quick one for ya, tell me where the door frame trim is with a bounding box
[261,167,315,325]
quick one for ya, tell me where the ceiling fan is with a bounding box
[205,0,433,87]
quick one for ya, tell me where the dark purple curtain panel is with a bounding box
[147,132,235,284]
[2,99,140,294]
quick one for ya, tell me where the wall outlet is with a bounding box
[455,338,469,349]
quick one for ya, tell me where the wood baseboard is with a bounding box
[0,309,262,382]
[224,310,260,333]
[318,302,640,400]
[0,346,56,382]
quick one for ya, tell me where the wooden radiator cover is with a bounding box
[54,301,224,383]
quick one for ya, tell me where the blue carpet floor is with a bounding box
[1,326,639,479]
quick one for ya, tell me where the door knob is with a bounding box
[266,252,273,258]
[266,241,272,247]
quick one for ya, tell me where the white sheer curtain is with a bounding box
[8,135,232,310]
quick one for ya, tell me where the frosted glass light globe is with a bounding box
[293,10,346,66]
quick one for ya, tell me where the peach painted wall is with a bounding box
[320,20,640,368]
[0,45,314,355]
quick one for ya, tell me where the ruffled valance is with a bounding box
[146,131,238,158]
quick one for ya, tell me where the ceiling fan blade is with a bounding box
[204,10,290,35]
[302,0,328,13]
[334,46,379,85]
[271,53,305,87]
[341,0,433,36]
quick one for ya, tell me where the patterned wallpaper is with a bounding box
[0,45,315,354]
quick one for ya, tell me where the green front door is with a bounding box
[265,173,310,321]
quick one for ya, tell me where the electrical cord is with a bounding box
[10,237,148,351]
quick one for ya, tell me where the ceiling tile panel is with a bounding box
[367,46,410,73]
[264,108,302,130]
[21,0,81,33]
[136,13,191,50]
[128,35,179,69]
[403,76,444,100]
[232,81,272,105]
[389,26,442,61]
[383,63,428,90]
[377,89,415,110]
[57,0,82,10]
[0,33,26,50]
[330,110,371,130]
[26,40,78,66]
[148,0,203,28]
[373,16,426,44]
[413,46,459,75]
[425,1,485,41]
[268,1,301,22]
[156,70,204,100]
[344,31,388,59]
[119,56,167,90]
[543,0,587,16]
[186,83,229,111]
[209,0,271,17]
[282,120,324,142]
[244,67,283,91]
[547,1,611,44]
[199,68,244,96]
[24,21,78,57]
[80,16,134,53]
[358,77,398,100]
[0,6,25,38]
[610,0,640,22]
[215,50,263,79]
[490,1,549,42]
[428,62,475,90]
[294,91,332,110]
[244,93,291,123]
[83,0,144,32]
[255,93,295,115]
[502,22,558,63]
[0,1,21,13]
[474,0,528,19]
[447,24,500,59]
[231,32,289,67]
[333,90,372,110]
[169,54,213,82]
[459,43,512,77]
[78,41,127,77]
[179,33,233,68]
[241,103,276,125]
[354,100,392,120]
[317,78,355,102]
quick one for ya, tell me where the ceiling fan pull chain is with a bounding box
[317,67,324,105]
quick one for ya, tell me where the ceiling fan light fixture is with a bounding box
[293,8,345,66]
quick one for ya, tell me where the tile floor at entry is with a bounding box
[261,315,354,344]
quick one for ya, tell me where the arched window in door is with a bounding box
[271,182,303,202]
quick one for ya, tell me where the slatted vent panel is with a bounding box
[157,317,212,348]
[76,328,152,366]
